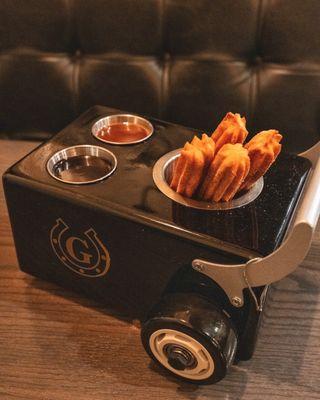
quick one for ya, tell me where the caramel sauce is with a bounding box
[97,123,149,143]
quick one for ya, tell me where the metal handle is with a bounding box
[294,141,320,231]
[193,141,320,307]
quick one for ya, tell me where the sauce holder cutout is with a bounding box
[47,145,117,185]
[153,149,264,210]
[91,114,154,145]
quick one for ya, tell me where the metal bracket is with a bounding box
[192,141,320,309]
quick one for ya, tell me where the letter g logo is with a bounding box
[50,218,110,277]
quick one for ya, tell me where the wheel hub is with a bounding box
[164,344,197,371]
[148,329,215,380]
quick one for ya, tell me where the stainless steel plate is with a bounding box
[153,149,264,210]
[47,145,117,185]
[91,114,154,145]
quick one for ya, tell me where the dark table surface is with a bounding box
[0,140,320,400]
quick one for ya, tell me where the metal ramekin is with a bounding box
[91,114,154,145]
[47,144,117,185]
[153,149,264,210]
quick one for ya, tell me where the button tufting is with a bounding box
[0,0,319,148]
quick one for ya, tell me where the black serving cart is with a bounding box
[3,106,320,384]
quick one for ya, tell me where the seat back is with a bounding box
[0,0,319,151]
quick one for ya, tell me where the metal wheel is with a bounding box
[141,292,237,384]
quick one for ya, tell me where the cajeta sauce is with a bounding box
[97,123,149,144]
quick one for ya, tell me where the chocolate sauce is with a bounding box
[53,155,113,183]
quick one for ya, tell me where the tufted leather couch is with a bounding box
[0,0,319,152]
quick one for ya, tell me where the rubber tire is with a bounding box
[141,292,237,384]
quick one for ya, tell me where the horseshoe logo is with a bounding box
[50,218,110,277]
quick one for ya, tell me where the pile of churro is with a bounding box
[170,112,282,202]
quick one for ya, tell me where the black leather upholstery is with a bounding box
[0,0,319,151]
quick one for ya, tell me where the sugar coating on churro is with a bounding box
[241,129,282,190]
[199,143,250,202]
[170,142,206,198]
[191,134,216,167]
[169,115,283,204]
[211,112,248,153]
